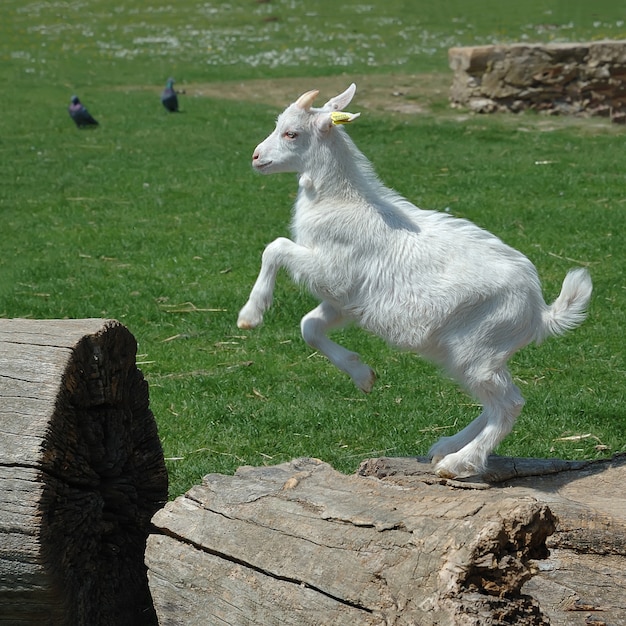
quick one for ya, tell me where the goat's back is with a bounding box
[290,194,545,357]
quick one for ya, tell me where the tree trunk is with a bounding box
[0,318,168,626]
[146,457,556,625]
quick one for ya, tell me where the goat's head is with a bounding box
[252,83,360,175]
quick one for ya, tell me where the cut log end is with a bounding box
[0,319,168,626]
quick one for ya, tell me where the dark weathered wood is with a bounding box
[0,318,168,626]
[359,454,626,626]
[147,457,555,625]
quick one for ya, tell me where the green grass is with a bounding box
[1,1,625,497]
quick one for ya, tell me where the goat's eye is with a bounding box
[284,130,298,139]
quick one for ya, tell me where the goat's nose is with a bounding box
[252,150,260,161]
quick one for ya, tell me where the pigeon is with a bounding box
[161,78,180,112]
[68,95,99,128]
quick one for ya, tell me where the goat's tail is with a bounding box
[537,268,593,343]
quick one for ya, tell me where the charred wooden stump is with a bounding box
[146,457,556,625]
[0,319,167,626]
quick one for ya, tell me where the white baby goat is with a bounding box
[237,83,592,479]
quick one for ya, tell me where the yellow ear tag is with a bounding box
[331,111,359,125]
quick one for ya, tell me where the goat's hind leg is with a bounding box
[428,412,488,464]
[432,369,525,479]
[301,301,376,393]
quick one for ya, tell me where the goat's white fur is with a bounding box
[238,83,592,479]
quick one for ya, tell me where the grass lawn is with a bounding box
[1,0,625,497]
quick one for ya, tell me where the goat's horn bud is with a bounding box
[330,111,361,125]
[295,89,320,110]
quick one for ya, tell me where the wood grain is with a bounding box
[0,319,167,626]
[147,457,554,625]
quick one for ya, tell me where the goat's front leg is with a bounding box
[301,301,376,393]
[238,237,310,330]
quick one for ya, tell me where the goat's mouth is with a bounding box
[253,160,273,171]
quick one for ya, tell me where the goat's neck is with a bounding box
[300,133,383,204]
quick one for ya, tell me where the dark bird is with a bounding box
[161,77,180,112]
[68,95,98,128]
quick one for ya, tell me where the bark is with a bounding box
[0,318,168,626]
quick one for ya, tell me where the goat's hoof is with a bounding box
[237,306,263,330]
[354,367,376,394]
[433,455,482,480]
[237,319,256,330]
[434,465,458,480]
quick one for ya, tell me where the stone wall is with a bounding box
[449,40,626,122]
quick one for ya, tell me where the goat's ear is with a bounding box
[320,83,356,112]
[316,113,335,133]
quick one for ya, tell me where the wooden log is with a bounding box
[0,318,168,626]
[147,457,556,625]
[359,454,626,626]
